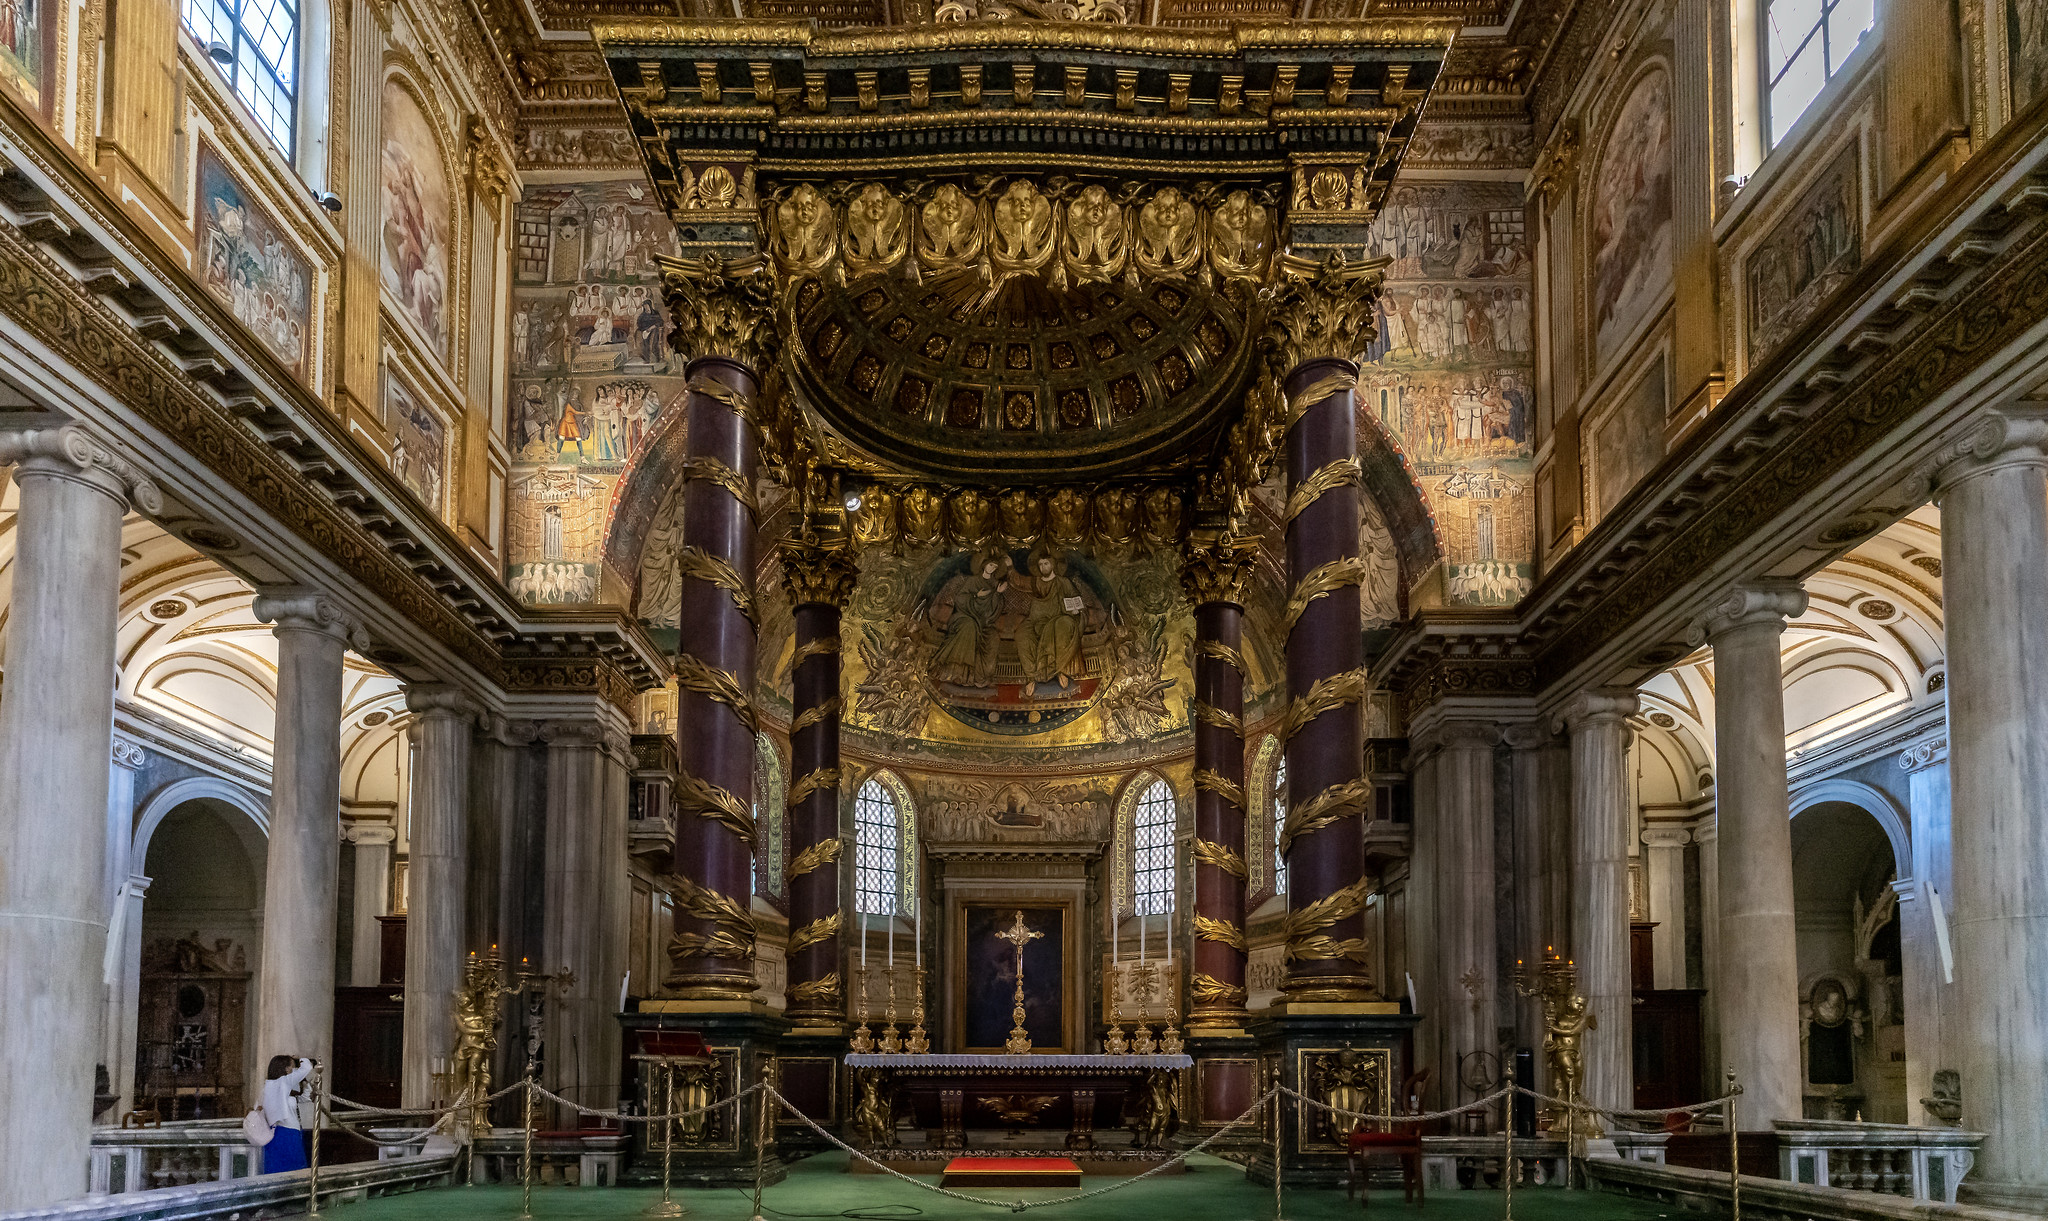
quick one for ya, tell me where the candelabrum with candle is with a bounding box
[850,966,876,1054]
[1512,948,1598,1140]
[1105,999,1131,1055]
[1159,1001,1184,1056]
[880,967,903,1053]
[906,967,929,1054]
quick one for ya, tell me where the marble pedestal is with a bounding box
[618,1004,788,1187]
[1180,1028,1263,1151]
[774,1026,850,1156]
[1244,1006,1421,1188]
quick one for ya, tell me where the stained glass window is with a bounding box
[1132,779,1175,916]
[855,778,899,916]
[1273,758,1289,896]
[183,0,299,155]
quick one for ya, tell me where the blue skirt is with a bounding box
[265,1129,310,1174]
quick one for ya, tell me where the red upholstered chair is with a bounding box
[1345,1068,1430,1207]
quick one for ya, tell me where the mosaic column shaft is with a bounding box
[0,427,156,1212]
[781,541,858,1022]
[1182,534,1257,1025]
[662,255,778,999]
[1272,264,1382,1002]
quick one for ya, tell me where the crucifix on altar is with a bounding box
[996,911,1045,1054]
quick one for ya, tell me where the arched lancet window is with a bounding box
[184,0,300,153]
[1246,735,1283,898]
[1132,779,1176,916]
[854,774,915,916]
[1272,758,1289,896]
[1763,0,1872,145]
[752,735,785,899]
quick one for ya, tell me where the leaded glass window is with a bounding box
[1763,0,1872,145]
[854,778,899,916]
[1132,779,1175,916]
[1273,758,1289,896]
[183,0,299,155]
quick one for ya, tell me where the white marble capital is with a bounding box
[347,821,398,846]
[252,590,364,645]
[1695,580,1808,643]
[1500,721,1554,751]
[1555,688,1639,735]
[1899,735,1949,772]
[0,425,162,514]
[404,682,481,722]
[1927,403,2048,498]
[110,739,147,770]
[1641,825,1692,850]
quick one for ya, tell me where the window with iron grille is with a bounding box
[1763,0,1873,146]
[854,779,899,916]
[183,0,299,156]
[1132,779,1175,916]
[1272,758,1289,896]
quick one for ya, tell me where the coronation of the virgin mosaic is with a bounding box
[0,0,2046,1215]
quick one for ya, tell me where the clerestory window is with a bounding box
[183,0,299,156]
[1762,0,1872,145]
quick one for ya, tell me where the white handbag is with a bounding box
[242,1104,275,1147]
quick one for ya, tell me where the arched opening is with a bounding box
[1790,800,1905,1121]
[134,797,269,1120]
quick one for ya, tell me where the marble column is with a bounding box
[1271,261,1381,1003]
[1932,407,2048,1198]
[1642,826,1691,991]
[401,685,477,1106]
[1693,817,1722,1091]
[1895,735,1952,1127]
[252,590,358,1070]
[1412,719,1499,1106]
[779,539,857,1023]
[102,739,148,1117]
[0,426,157,1210]
[1698,582,1806,1126]
[1559,689,1639,1117]
[1182,531,1257,1026]
[348,823,396,985]
[540,719,632,1119]
[1502,724,1557,1066]
[661,255,776,1000]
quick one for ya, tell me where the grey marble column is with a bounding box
[539,718,632,1122]
[1559,689,1640,1117]
[402,685,477,1106]
[1896,735,1952,1128]
[348,823,395,985]
[1642,827,1691,991]
[1692,817,1722,1091]
[1698,582,1806,1126]
[1503,723,1558,1069]
[103,740,148,1117]
[252,591,358,1069]
[0,426,158,1210]
[1932,407,2048,1198]
[1414,718,1500,1115]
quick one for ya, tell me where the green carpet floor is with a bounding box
[338,1152,1681,1221]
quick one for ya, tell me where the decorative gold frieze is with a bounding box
[659,252,780,371]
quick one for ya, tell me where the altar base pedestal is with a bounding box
[1244,1004,1420,1188]
[1180,1027,1263,1154]
[619,1003,790,1188]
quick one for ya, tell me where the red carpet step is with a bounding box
[941,1157,1082,1188]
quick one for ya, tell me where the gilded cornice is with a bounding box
[592,19,1461,57]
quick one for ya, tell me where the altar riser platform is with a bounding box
[853,1153,1185,1177]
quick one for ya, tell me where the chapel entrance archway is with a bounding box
[1789,798,1906,1122]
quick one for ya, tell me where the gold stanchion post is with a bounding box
[649,1061,684,1217]
[1726,1070,1743,1221]
[520,1074,536,1221]
[307,1061,325,1218]
[1270,1063,1285,1221]
[1503,1111,1514,1221]
[752,1074,771,1221]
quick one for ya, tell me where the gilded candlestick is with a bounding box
[906,966,930,1054]
[880,967,903,1053]
[850,965,876,1054]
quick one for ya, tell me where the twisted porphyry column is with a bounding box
[779,538,858,1023]
[1269,257,1383,1002]
[1181,530,1258,1026]
[0,427,158,1211]
[661,254,779,999]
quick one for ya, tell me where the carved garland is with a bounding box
[788,765,843,808]
[1192,839,1248,879]
[1192,768,1247,810]
[1193,914,1248,950]
[677,543,758,630]
[787,836,844,877]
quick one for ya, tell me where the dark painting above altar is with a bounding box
[962,904,1067,1053]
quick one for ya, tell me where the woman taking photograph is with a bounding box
[257,1055,315,1173]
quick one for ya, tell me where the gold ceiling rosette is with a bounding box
[593,16,1452,496]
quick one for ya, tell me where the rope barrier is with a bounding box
[525,1078,762,1124]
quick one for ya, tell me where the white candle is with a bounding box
[861,909,868,967]
[1112,897,1119,966]
[915,896,923,969]
[889,908,895,968]
[1140,902,1146,964]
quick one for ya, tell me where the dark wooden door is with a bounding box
[331,986,405,1109]
[1632,988,1704,1112]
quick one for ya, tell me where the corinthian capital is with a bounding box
[1555,687,1639,734]
[1179,529,1259,607]
[252,590,364,645]
[777,537,859,610]
[0,425,162,513]
[1260,251,1384,373]
[1926,403,2048,497]
[659,252,781,373]
[1695,580,1808,643]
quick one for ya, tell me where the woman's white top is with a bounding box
[260,1059,313,1130]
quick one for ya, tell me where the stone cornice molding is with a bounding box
[0,424,162,513]
[253,590,366,647]
[537,718,633,761]
[1640,825,1691,850]
[405,682,482,722]
[1899,735,1949,772]
[1555,687,1639,734]
[1925,403,2048,498]
[1692,581,1808,645]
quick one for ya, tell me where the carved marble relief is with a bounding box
[1746,145,1861,366]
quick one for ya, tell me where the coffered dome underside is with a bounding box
[789,269,1257,481]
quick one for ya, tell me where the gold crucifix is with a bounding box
[996,910,1043,1055]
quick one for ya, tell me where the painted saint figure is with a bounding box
[931,552,1007,688]
[1013,550,1086,690]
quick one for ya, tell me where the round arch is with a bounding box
[132,776,271,862]
[1790,778,1912,883]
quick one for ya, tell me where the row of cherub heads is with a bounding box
[850,482,1186,553]
[767,178,1283,291]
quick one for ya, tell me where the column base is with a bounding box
[1245,1005,1422,1188]
[620,1007,789,1188]
[1278,973,1379,1003]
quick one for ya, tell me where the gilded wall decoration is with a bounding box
[517,124,641,169]
[0,0,49,115]
[196,144,312,383]
[922,777,1110,843]
[1590,69,1674,366]
[1356,180,1534,606]
[381,80,453,357]
[505,179,689,607]
[385,374,447,513]
[1404,120,1537,169]
[2012,0,2048,112]
[1746,145,1861,366]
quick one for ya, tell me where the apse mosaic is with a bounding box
[1356,179,1536,607]
[503,177,688,607]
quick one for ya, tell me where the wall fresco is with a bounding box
[385,375,446,513]
[196,144,312,383]
[380,80,452,358]
[1590,69,1675,366]
[1746,144,1860,366]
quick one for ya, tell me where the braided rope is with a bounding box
[1281,1084,1513,1125]
[525,1079,764,1124]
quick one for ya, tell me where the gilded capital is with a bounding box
[1179,530,1260,607]
[658,252,781,372]
[1695,580,1808,643]
[0,424,162,513]
[1260,252,1384,374]
[778,537,859,610]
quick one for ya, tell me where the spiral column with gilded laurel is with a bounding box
[1181,531,1256,1027]
[1270,258,1381,1003]
[663,255,779,999]
[780,539,858,1022]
